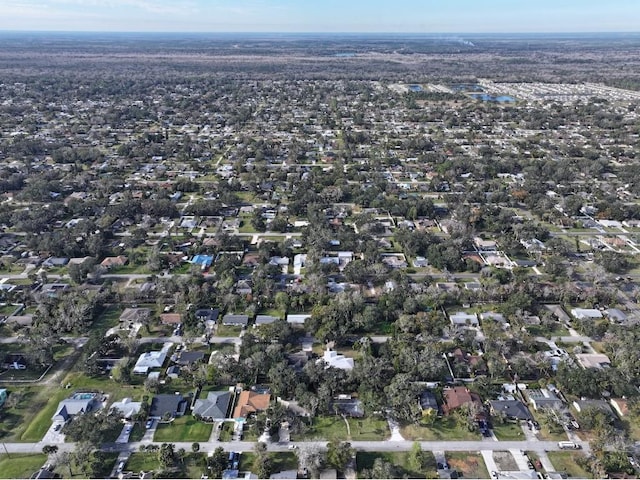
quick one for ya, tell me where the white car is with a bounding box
[288,445,298,450]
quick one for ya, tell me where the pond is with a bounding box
[471,93,516,103]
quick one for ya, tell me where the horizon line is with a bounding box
[1,30,639,35]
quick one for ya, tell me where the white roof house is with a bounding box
[570,308,603,320]
[133,349,169,374]
[449,312,479,326]
[286,314,311,325]
[319,350,354,370]
[110,398,142,419]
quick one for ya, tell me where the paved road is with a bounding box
[4,439,591,455]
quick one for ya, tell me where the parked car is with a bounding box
[145,420,154,429]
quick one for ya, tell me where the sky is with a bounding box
[0,0,638,33]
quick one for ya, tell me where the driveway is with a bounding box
[115,422,134,444]
[41,422,66,444]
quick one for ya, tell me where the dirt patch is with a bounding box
[493,451,519,471]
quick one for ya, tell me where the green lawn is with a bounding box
[218,422,234,442]
[125,452,160,472]
[356,451,437,478]
[154,416,213,442]
[547,451,592,478]
[446,452,490,479]
[215,325,243,337]
[239,452,298,473]
[492,422,526,440]
[401,417,481,441]
[0,454,47,479]
[19,387,67,442]
[125,451,209,477]
[298,416,389,441]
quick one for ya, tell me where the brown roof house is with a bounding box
[233,389,271,419]
[442,386,483,415]
[100,255,128,269]
[160,313,182,325]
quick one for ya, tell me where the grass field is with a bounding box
[401,417,481,441]
[239,452,298,473]
[298,415,389,441]
[356,451,437,478]
[547,451,592,478]
[446,452,490,479]
[0,453,47,479]
[154,416,213,442]
[492,422,526,440]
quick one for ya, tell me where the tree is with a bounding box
[42,445,58,455]
[191,442,200,453]
[361,458,397,479]
[408,441,429,472]
[326,440,354,472]
[158,443,176,469]
[207,447,228,478]
[296,444,326,479]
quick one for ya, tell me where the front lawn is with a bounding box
[125,452,160,472]
[547,451,592,478]
[356,451,437,478]
[298,415,389,441]
[239,452,298,473]
[154,416,212,442]
[446,452,490,479]
[0,453,47,479]
[492,422,525,440]
[401,416,481,441]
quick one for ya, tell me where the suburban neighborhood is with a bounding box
[0,31,639,479]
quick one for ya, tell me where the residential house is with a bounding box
[110,398,142,420]
[489,399,534,421]
[319,349,354,370]
[572,399,614,417]
[418,390,439,414]
[52,393,100,423]
[193,391,232,421]
[449,312,479,327]
[233,390,271,419]
[149,394,187,419]
[222,314,250,327]
[331,396,364,418]
[525,388,564,411]
[174,351,205,366]
[570,308,603,320]
[133,349,169,375]
[195,308,219,324]
[286,314,311,325]
[100,255,128,269]
[160,313,182,326]
[575,353,611,369]
[119,308,151,325]
[190,254,213,270]
[43,257,69,268]
[605,308,627,323]
[442,387,483,415]
[474,237,498,252]
[254,315,278,326]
